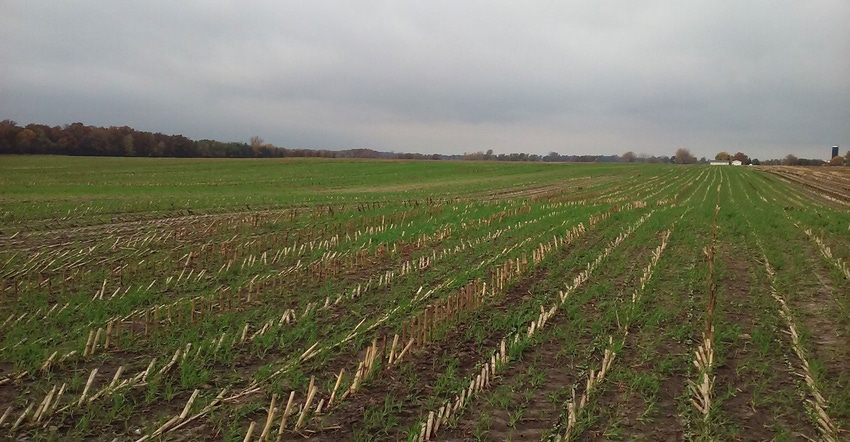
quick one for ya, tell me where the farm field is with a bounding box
[1,156,849,441]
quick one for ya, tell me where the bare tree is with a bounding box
[621,151,637,163]
[250,136,264,157]
[782,154,799,166]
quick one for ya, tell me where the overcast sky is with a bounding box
[2,1,848,160]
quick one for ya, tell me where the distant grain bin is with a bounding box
[833,145,839,158]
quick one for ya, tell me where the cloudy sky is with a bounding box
[2,1,848,160]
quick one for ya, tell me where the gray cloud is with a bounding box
[2,1,848,159]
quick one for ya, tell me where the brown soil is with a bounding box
[709,242,818,440]
[437,225,661,441]
[299,265,555,441]
[583,331,688,442]
[441,337,577,441]
[289,221,619,441]
[570,229,693,441]
[781,237,850,430]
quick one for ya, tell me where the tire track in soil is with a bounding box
[744,172,850,435]
[436,276,611,441]
[751,200,850,434]
[738,187,848,438]
[710,241,819,440]
[581,282,691,441]
[586,330,689,442]
[555,223,690,442]
[775,234,850,432]
[442,335,577,441]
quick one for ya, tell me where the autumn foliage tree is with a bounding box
[732,152,750,165]
[0,120,450,160]
[0,121,291,158]
[15,128,36,149]
[674,148,696,164]
[829,155,845,166]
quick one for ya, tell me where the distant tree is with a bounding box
[751,158,760,165]
[798,158,826,166]
[674,148,696,164]
[829,155,845,166]
[621,151,637,163]
[134,131,153,156]
[845,149,850,165]
[24,124,54,154]
[732,152,749,165]
[122,134,135,156]
[0,120,21,153]
[250,136,264,157]
[15,128,36,150]
[151,140,165,156]
[715,152,730,161]
[93,129,112,154]
[172,135,194,157]
[782,154,799,166]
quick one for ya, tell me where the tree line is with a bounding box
[0,120,648,162]
[0,121,444,160]
[1,120,845,165]
[710,150,847,166]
